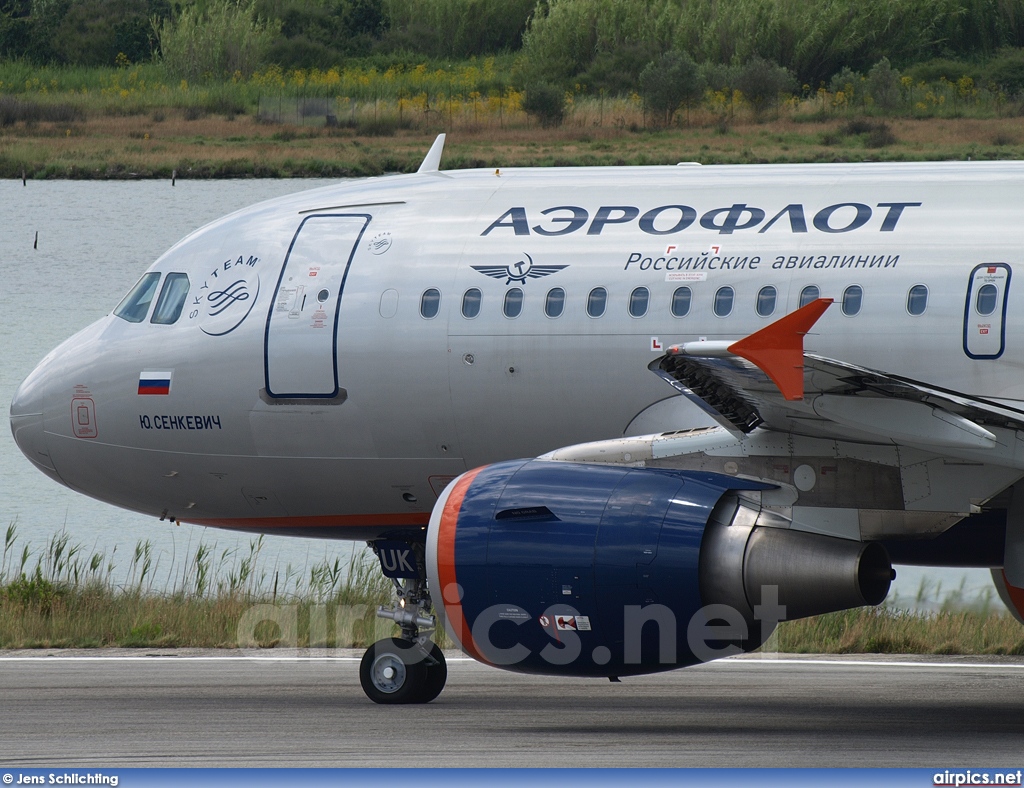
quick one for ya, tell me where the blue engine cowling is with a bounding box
[426,459,893,678]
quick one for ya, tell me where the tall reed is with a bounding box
[2,523,1022,653]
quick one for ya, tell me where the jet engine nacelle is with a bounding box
[426,459,893,677]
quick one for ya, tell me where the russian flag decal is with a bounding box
[138,370,172,396]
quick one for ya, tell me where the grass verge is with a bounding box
[773,608,1024,656]
[5,114,1024,180]
[2,525,1022,653]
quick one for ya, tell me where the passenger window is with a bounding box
[150,273,190,325]
[503,288,524,318]
[545,287,565,318]
[756,286,776,317]
[799,285,820,308]
[977,283,998,316]
[420,288,440,319]
[461,288,481,319]
[114,272,161,323]
[907,284,928,316]
[628,287,649,318]
[714,286,734,317]
[842,285,863,316]
[587,287,607,318]
[671,287,691,317]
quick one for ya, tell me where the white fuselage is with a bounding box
[11,161,1024,540]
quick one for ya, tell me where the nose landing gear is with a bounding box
[361,540,447,704]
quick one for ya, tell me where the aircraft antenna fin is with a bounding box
[727,298,833,401]
[417,133,446,174]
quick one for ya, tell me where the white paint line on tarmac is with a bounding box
[0,653,1021,670]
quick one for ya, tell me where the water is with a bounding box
[0,178,360,592]
[0,179,998,608]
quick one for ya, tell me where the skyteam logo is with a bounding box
[471,253,568,285]
[191,254,262,337]
[200,276,260,336]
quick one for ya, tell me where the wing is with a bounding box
[649,298,1024,450]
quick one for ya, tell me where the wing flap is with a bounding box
[650,299,1024,449]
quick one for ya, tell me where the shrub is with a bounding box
[157,0,281,81]
[986,48,1024,95]
[50,0,167,66]
[828,66,861,104]
[3,571,66,615]
[840,119,897,147]
[865,122,897,147]
[522,82,565,127]
[382,0,534,59]
[907,58,982,85]
[256,0,384,65]
[577,42,658,96]
[0,98,84,127]
[702,62,741,93]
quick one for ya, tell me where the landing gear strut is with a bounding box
[360,541,447,704]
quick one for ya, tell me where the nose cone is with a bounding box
[10,358,62,484]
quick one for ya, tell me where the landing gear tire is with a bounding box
[360,638,425,704]
[416,643,447,703]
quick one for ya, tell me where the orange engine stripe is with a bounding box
[1002,569,1024,617]
[436,466,488,664]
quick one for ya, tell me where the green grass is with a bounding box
[0,523,401,649]
[773,607,1024,656]
[4,58,1024,180]
[2,524,1022,653]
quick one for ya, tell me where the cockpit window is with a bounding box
[151,273,191,325]
[114,272,161,323]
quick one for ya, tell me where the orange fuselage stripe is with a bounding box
[185,512,431,529]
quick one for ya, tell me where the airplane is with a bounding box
[10,133,1024,704]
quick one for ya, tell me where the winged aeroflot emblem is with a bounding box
[471,253,568,285]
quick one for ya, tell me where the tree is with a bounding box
[638,50,705,125]
[736,55,796,118]
[867,57,901,110]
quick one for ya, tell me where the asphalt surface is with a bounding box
[0,650,1022,767]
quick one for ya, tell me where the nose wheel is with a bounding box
[359,638,448,704]
[363,540,447,704]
